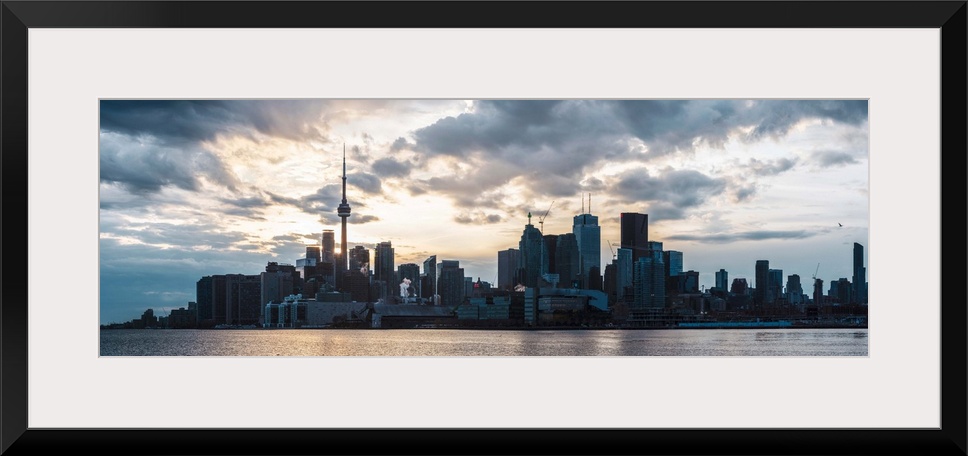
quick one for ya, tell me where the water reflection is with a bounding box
[100,328,870,357]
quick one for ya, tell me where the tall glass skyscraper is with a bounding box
[755,260,769,307]
[616,248,633,301]
[632,241,664,308]
[321,230,335,263]
[664,250,683,277]
[519,219,545,288]
[554,233,580,288]
[437,260,465,307]
[768,268,783,305]
[422,255,437,299]
[715,269,728,291]
[853,242,866,305]
[497,248,520,290]
[573,213,601,289]
[374,241,394,301]
[620,212,648,263]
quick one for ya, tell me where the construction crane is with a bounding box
[812,263,820,281]
[538,200,554,234]
[606,240,616,261]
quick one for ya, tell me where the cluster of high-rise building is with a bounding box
[107,148,868,329]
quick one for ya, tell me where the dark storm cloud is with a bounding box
[222,207,267,220]
[733,185,758,202]
[99,133,240,194]
[299,185,343,212]
[811,151,859,168]
[371,157,411,178]
[390,137,413,151]
[349,214,380,224]
[100,218,249,250]
[614,100,868,154]
[348,172,382,194]
[266,192,301,207]
[747,157,799,176]
[612,168,727,210]
[580,177,607,192]
[454,212,504,225]
[406,100,866,208]
[99,100,329,145]
[221,195,271,209]
[417,171,517,208]
[664,230,814,243]
[319,213,342,225]
[272,234,302,242]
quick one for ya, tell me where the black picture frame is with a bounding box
[2,1,965,455]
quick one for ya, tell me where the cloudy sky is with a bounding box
[99,99,869,324]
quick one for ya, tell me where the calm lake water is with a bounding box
[100,328,868,356]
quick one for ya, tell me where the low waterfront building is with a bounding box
[264,294,369,328]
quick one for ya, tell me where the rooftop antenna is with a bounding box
[581,193,585,214]
[589,193,591,214]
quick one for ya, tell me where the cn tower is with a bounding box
[337,144,352,272]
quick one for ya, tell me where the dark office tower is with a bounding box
[664,250,684,298]
[730,278,749,295]
[813,278,825,307]
[422,255,437,299]
[397,263,420,300]
[518,214,546,288]
[437,260,465,307]
[337,144,352,275]
[683,270,700,293]
[833,278,852,304]
[306,245,321,263]
[786,274,803,305]
[543,234,558,277]
[211,275,227,324]
[296,257,317,282]
[632,241,664,308]
[853,242,866,305]
[374,241,395,301]
[498,248,520,290]
[318,230,336,288]
[664,251,683,277]
[224,274,261,326]
[342,269,371,302]
[196,276,214,322]
[603,262,617,303]
[349,245,370,272]
[464,277,474,299]
[620,212,648,263]
[260,270,294,324]
[573,211,601,288]
[588,266,602,291]
[715,269,728,291]
[768,269,783,306]
[616,248,633,300]
[322,230,335,263]
[555,233,580,288]
[754,260,769,308]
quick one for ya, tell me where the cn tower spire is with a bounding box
[341,143,347,204]
[337,144,352,272]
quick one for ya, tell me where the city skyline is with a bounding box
[99,99,869,324]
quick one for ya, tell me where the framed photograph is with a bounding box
[2,1,965,455]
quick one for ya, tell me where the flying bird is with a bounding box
[838,223,843,227]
